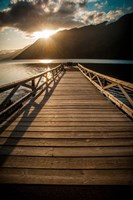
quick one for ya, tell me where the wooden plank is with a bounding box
[22,108,120,112]
[42,100,112,103]
[44,100,112,104]
[0,69,133,186]
[25,105,116,109]
[52,88,100,91]
[51,92,101,94]
[2,126,133,132]
[57,83,92,86]
[38,97,107,101]
[1,138,133,147]
[21,106,119,110]
[17,113,125,117]
[0,168,133,185]
[14,113,127,123]
[5,116,130,122]
[51,88,100,91]
[45,94,103,97]
[16,107,124,112]
[45,98,106,101]
[55,87,97,89]
[1,131,133,139]
[1,156,133,169]
[0,146,133,156]
[2,121,133,127]
[45,96,105,100]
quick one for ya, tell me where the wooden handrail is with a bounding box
[0,64,64,121]
[78,64,133,90]
[78,64,133,118]
[0,65,62,92]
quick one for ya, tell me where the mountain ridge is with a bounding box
[14,13,133,60]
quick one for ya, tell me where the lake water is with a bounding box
[0,59,133,86]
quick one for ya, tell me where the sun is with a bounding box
[33,29,58,39]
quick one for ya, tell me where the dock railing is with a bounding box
[78,64,133,118]
[0,64,64,121]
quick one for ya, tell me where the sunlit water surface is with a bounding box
[0,59,133,85]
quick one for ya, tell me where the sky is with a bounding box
[0,0,133,51]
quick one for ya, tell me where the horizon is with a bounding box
[0,0,133,52]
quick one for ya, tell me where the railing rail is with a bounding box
[0,64,64,121]
[78,64,133,118]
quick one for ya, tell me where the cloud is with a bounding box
[94,3,103,9]
[0,0,87,32]
[106,10,124,22]
[87,0,98,2]
[94,1,107,10]
[0,0,125,35]
[127,6,132,11]
[0,0,86,33]
[75,9,124,25]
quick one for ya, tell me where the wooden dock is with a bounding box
[0,66,133,185]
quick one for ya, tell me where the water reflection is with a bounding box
[40,59,52,64]
[0,59,133,86]
[0,59,133,104]
[0,63,51,85]
[0,64,52,104]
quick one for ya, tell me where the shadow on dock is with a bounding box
[0,70,65,165]
[0,184,133,200]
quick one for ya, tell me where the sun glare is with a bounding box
[33,30,58,39]
[40,59,52,64]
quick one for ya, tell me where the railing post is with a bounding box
[45,72,49,94]
[103,79,107,87]
[32,79,36,96]
[52,70,55,82]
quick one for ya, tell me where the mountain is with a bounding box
[0,45,30,61]
[14,13,133,60]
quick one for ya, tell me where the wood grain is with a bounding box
[0,68,133,185]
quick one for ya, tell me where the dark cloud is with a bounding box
[0,0,87,33]
[0,0,124,34]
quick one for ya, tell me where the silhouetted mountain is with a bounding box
[15,13,133,59]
